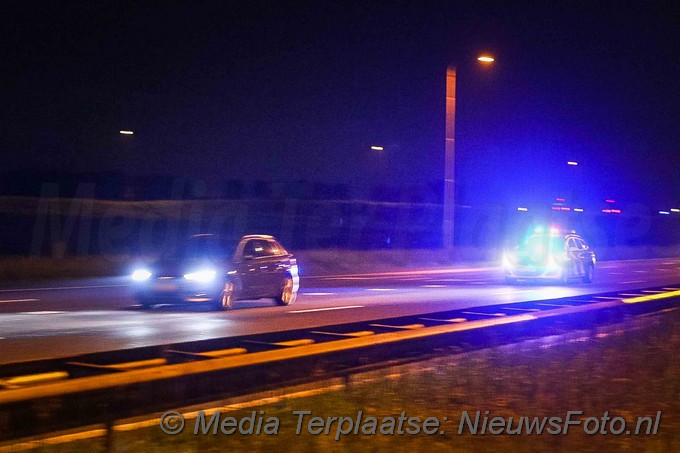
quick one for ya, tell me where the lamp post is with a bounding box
[371,145,386,181]
[118,129,136,198]
[567,160,579,206]
[443,55,494,254]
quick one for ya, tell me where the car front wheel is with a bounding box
[560,266,571,285]
[582,263,594,283]
[276,275,297,306]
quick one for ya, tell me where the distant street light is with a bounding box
[566,161,580,205]
[444,54,495,254]
[371,146,384,151]
[119,130,134,135]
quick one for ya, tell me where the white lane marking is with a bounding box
[461,311,506,317]
[366,288,395,291]
[310,330,375,338]
[369,323,424,330]
[19,311,66,315]
[288,305,364,314]
[419,317,467,323]
[633,270,648,273]
[301,292,335,296]
[620,281,645,284]
[307,266,498,280]
[0,284,129,293]
[0,298,39,304]
[492,289,537,295]
[609,272,624,275]
[420,284,447,288]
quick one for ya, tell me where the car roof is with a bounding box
[188,234,276,240]
[241,234,276,240]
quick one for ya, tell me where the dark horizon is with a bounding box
[2,1,679,207]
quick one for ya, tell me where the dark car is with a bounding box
[502,227,596,284]
[131,234,299,310]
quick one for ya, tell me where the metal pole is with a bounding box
[444,65,457,253]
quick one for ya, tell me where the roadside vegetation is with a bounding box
[0,256,128,283]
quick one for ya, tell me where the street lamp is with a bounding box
[371,145,386,180]
[443,55,494,254]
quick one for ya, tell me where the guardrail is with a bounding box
[0,285,679,443]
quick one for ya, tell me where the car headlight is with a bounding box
[502,253,512,268]
[184,270,217,282]
[132,269,152,281]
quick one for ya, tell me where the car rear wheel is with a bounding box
[276,275,297,306]
[582,263,594,283]
[216,281,235,310]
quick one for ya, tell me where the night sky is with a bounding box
[2,1,679,207]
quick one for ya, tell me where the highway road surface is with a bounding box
[0,258,678,364]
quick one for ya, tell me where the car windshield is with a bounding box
[177,235,234,260]
[512,234,565,263]
[518,235,564,254]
